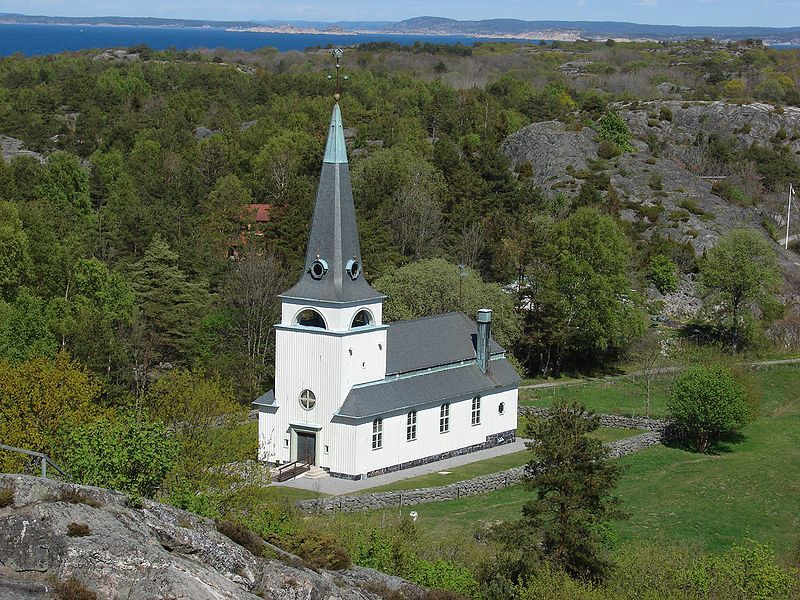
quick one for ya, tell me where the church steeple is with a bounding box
[280,102,383,304]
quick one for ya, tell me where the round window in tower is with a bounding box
[498,402,505,415]
[346,258,361,280]
[299,389,316,411]
[309,258,328,280]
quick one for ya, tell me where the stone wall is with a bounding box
[296,427,662,514]
[518,407,669,432]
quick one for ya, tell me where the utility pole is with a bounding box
[786,183,793,250]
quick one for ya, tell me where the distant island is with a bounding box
[3,12,800,44]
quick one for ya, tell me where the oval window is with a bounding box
[351,309,372,328]
[296,309,326,329]
[299,389,316,411]
[498,402,505,415]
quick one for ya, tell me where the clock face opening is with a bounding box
[309,258,328,280]
[346,258,361,280]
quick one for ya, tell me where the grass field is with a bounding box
[323,364,800,558]
[520,376,672,417]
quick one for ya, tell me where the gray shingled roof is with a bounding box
[338,359,520,419]
[253,389,276,407]
[386,312,505,375]
[281,104,383,305]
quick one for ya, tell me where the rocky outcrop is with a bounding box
[501,116,800,305]
[0,135,44,163]
[0,474,419,600]
[92,49,141,62]
[616,100,800,154]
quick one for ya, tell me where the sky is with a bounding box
[2,0,800,28]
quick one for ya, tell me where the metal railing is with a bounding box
[0,444,70,480]
[275,460,311,482]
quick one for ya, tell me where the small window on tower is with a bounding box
[296,309,326,329]
[351,309,373,328]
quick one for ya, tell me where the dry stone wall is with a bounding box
[296,421,664,514]
[519,407,669,432]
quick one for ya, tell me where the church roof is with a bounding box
[281,103,384,305]
[386,312,504,375]
[337,359,520,419]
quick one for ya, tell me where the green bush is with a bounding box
[659,106,673,122]
[57,410,178,499]
[290,531,351,571]
[711,181,752,206]
[598,112,634,152]
[678,198,705,215]
[647,255,679,294]
[667,364,751,452]
[0,486,13,508]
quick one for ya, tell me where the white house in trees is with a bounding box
[254,102,520,480]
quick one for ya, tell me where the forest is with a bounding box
[1,37,799,599]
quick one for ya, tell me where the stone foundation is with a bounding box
[327,430,517,481]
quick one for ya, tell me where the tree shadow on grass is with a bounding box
[661,425,747,455]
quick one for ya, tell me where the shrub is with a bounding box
[54,578,97,600]
[597,140,622,160]
[648,172,663,190]
[66,522,91,537]
[659,106,673,122]
[216,520,265,557]
[711,181,752,206]
[648,255,679,294]
[56,410,178,499]
[290,531,351,571]
[637,203,664,222]
[598,112,634,152]
[678,198,705,215]
[0,486,13,508]
[667,364,751,452]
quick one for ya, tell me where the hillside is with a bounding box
[0,474,421,599]
[502,100,800,312]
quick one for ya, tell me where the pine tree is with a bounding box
[130,234,210,365]
[511,401,625,580]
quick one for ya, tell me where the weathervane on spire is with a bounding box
[327,48,349,102]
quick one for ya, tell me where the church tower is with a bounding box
[260,101,387,469]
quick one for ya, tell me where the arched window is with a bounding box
[299,389,316,410]
[351,309,373,328]
[295,308,326,329]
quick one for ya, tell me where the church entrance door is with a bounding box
[296,431,316,465]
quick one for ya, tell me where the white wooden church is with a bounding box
[254,102,520,480]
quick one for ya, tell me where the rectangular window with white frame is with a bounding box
[471,396,481,426]
[407,411,417,441]
[372,418,383,450]
[440,403,450,433]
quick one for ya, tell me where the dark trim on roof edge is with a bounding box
[333,382,519,422]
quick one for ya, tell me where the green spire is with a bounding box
[323,103,348,164]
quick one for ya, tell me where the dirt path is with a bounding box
[520,357,800,391]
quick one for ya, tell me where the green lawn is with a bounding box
[326,364,800,558]
[520,376,672,417]
[358,427,642,494]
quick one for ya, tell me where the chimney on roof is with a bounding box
[476,309,492,374]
